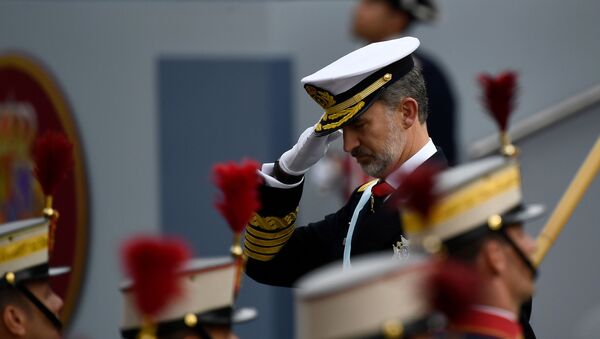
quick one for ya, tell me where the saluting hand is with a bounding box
[278,125,342,176]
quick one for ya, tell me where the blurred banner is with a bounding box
[0,53,89,327]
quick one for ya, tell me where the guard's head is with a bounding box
[352,0,438,43]
[0,218,69,339]
[295,254,452,339]
[400,156,545,309]
[445,222,537,306]
[302,37,429,178]
[120,256,256,339]
[0,279,63,339]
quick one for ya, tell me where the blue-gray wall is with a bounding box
[158,57,294,338]
[517,106,600,339]
[0,1,598,338]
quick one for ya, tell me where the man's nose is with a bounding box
[525,232,537,258]
[51,293,64,315]
[342,128,359,153]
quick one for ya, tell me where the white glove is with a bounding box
[278,125,343,176]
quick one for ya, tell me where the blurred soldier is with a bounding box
[400,156,543,338]
[352,0,457,165]
[244,37,447,287]
[0,218,68,339]
[295,253,478,339]
[119,238,257,339]
[0,131,73,338]
[121,160,260,339]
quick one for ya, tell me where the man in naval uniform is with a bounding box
[0,218,68,339]
[244,37,447,287]
[400,156,543,339]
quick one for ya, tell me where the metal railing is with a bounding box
[469,84,600,159]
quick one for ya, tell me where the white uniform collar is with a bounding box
[387,138,437,189]
[473,305,518,321]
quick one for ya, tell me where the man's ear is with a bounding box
[482,239,506,275]
[398,97,419,129]
[3,305,27,336]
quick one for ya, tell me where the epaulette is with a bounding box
[357,179,378,193]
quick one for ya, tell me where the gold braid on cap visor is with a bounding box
[310,73,393,132]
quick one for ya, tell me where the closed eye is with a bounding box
[351,119,367,130]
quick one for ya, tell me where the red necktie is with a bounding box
[372,180,394,198]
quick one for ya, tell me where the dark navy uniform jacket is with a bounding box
[244,150,447,287]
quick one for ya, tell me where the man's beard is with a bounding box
[351,126,402,178]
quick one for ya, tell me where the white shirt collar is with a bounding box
[473,305,518,321]
[387,138,437,189]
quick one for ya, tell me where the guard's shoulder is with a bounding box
[356,179,378,193]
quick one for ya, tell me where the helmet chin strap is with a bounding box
[498,229,538,280]
[14,284,63,332]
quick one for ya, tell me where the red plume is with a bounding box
[213,160,262,234]
[393,164,442,220]
[122,236,190,316]
[32,131,74,196]
[478,71,518,132]
[428,259,481,320]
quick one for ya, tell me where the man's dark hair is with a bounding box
[378,63,429,123]
[445,232,506,263]
[0,287,32,315]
